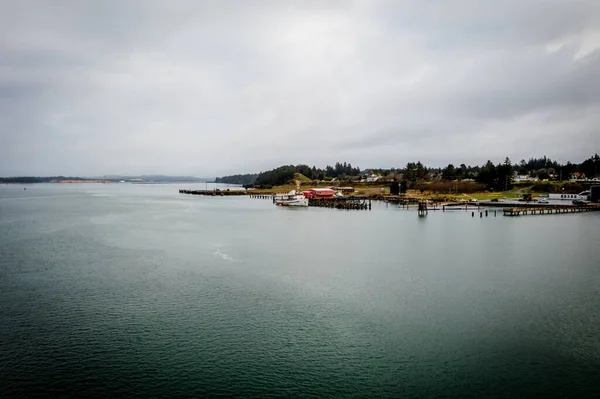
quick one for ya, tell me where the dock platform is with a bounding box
[308,197,371,210]
[503,205,600,216]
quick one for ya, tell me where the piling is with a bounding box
[503,205,600,216]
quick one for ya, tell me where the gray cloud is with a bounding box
[1,0,599,176]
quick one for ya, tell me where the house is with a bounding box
[514,172,538,182]
[365,174,380,182]
[570,172,586,181]
[515,175,539,182]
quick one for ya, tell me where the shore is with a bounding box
[179,182,535,203]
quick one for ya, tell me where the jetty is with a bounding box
[308,197,371,210]
[179,189,274,197]
[179,189,371,209]
[503,205,600,216]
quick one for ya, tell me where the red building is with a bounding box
[302,188,335,199]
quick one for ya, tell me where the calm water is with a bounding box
[1,183,599,398]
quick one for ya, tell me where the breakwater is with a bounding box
[179,189,273,196]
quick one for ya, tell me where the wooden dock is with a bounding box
[308,197,371,210]
[503,205,600,216]
[179,189,274,197]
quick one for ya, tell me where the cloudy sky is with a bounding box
[1,0,599,177]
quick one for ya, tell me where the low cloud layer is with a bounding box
[1,0,599,176]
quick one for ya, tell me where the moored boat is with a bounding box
[275,194,308,207]
[274,190,309,207]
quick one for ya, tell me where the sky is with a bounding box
[1,0,599,177]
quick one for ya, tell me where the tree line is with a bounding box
[213,154,600,190]
[214,174,258,185]
[216,162,361,188]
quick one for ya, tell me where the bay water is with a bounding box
[1,183,599,398]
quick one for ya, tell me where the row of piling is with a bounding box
[472,210,497,217]
[309,198,371,210]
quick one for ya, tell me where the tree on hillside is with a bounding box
[442,164,457,180]
[476,160,497,188]
[254,165,297,186]
[580,153,600,178]
[401,161,429,189]
[496,157,514,190]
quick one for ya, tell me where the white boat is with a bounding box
[275,194,308,207]
[274,190,309,207]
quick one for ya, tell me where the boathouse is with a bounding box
[303,188,335,199]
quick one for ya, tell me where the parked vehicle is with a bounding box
[572,199,588,205]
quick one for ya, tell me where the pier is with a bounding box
[179,189,274,197]
[503,205,600,216]
[308,197,371,210]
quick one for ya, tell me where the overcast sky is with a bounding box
[1,0,599,177]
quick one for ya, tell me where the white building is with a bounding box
[548,191,590,201]
[365,174,380,182]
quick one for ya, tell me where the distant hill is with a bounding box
[0,175,213,183]
[102,175,213,182]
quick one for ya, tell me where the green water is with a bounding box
[1,183,599,398]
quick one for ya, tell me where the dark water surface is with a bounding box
[1,183,599,398]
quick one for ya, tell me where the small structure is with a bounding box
[418,202,428,216]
